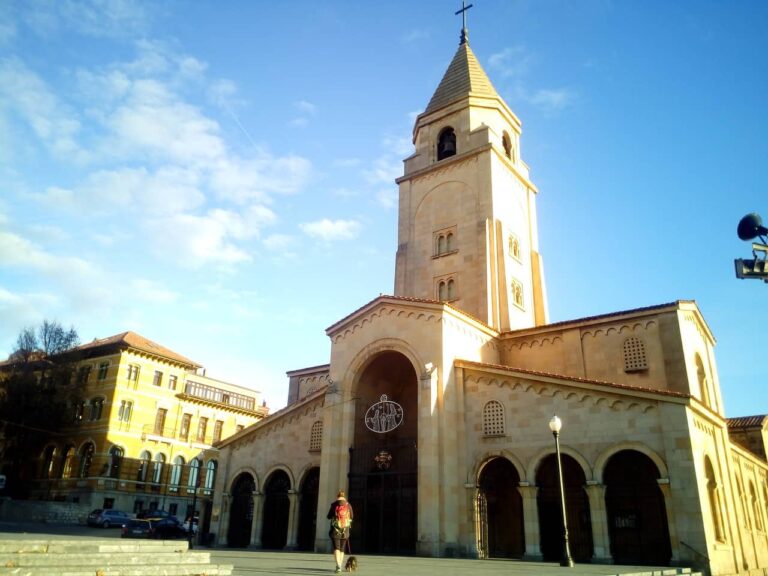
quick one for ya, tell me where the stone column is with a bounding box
[218,492,231,546]
[465,484,480,558]
[519,483,543,561]
[249,491,263,548]
[658,479,680,562]
[286,490,299,549]
[585,481,612,563]
[417,365,440,556]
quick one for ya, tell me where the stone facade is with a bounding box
[209,35,768,576]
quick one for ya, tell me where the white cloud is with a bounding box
[402,28,430,44]
[294,100,316,115]
[529,88,577,112]
[299,219,361,241]
[263,233,296,252]
[0,230,92,277]
[365,157,402,186]
[0,58,89,162]
[24,0,153,39]
[487,46,532,79]
[130,279,178,304]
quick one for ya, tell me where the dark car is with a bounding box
[121,517,186,539]
[87,509,132,528]
[121,518,153,538]
[136,509,173,520]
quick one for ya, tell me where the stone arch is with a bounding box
[228,466,260,493]
[594,442,668,484]
[227,472,257,548]
[297,466,321,551]
[342,337,426,388]
[527,445,593,484]
[347,345,419,555]
[603,449,671,565]
[261,469,292,550]
[535,451,594,562]
[476,456,525,558]
[475,450,527,483]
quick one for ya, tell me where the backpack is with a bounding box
[332,500,351,532]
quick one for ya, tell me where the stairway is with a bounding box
[0,538,233,576]
[611,569,704,576]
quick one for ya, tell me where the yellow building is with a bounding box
[30,331,267,521]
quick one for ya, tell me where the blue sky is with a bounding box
[1,1,767,416]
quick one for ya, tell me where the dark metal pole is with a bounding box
[553,430,574,567]
[188,472,200,549]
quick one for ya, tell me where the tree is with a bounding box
[0,321,82,497]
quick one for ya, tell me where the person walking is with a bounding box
[327,490,353,573]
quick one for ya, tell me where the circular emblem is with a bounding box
[364,395,404,433]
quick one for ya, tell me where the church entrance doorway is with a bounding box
[297,467,320,551]
[348,351,417,555]
[536,454,593,562]
[477,457,524,558]
[227,473,255,548]
[261,470,290,549]
[604,450,671,565]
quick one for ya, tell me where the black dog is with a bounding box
[344,556,358,572]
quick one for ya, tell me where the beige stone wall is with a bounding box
[211,393,324,548]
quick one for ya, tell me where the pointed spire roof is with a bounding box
[424,40,501,115]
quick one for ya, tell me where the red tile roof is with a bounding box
[727,415,767,428]
[76,331,200,368]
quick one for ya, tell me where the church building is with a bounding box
[209,22,768,576]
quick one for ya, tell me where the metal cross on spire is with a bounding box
[455,1,473,45]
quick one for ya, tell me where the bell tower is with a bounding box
[393,26,548,331]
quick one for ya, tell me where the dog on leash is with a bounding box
[344,556,358,572]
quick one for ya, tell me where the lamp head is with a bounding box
[737,213,768,241]
[548,415,562,434]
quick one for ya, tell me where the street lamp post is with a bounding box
[188,468,200,550]
[549,415,574,568]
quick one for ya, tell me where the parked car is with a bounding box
[121,517,186,539]
[87,509,132,528]
[151,516,187,539]
[136,509,173,520]
[121,518,153,538]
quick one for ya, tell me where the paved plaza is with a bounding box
[0,523,693,576]
[208,549,688,576]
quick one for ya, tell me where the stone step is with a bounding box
[0,538,232,576]
[612,570,702,576]
[1,566,233,576]
[0,551,210,566]
[0,539,188,554]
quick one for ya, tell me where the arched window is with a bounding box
[41,445,56,479]
[61,445,76,479]
[736,475,749,529]
[446,232,454,252]
[502,131,512,159]
[152,453,165,484]
[438,281,447,301]
[170,456,185,490]
[511,279,524,308]
[704,456,725,541]
[107,446,124,479]
[204,460,218,491]
[695,354,711,408]
[623,337,648,372]
[437,127,457,160]
[188,458,201,490]
[437,235,446,254]
[482,400,505,436]
[508,234,521,260]
[310,421,323,451]
[447,279,456,300]
[136,450,151,483]
[78,442,94,478]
